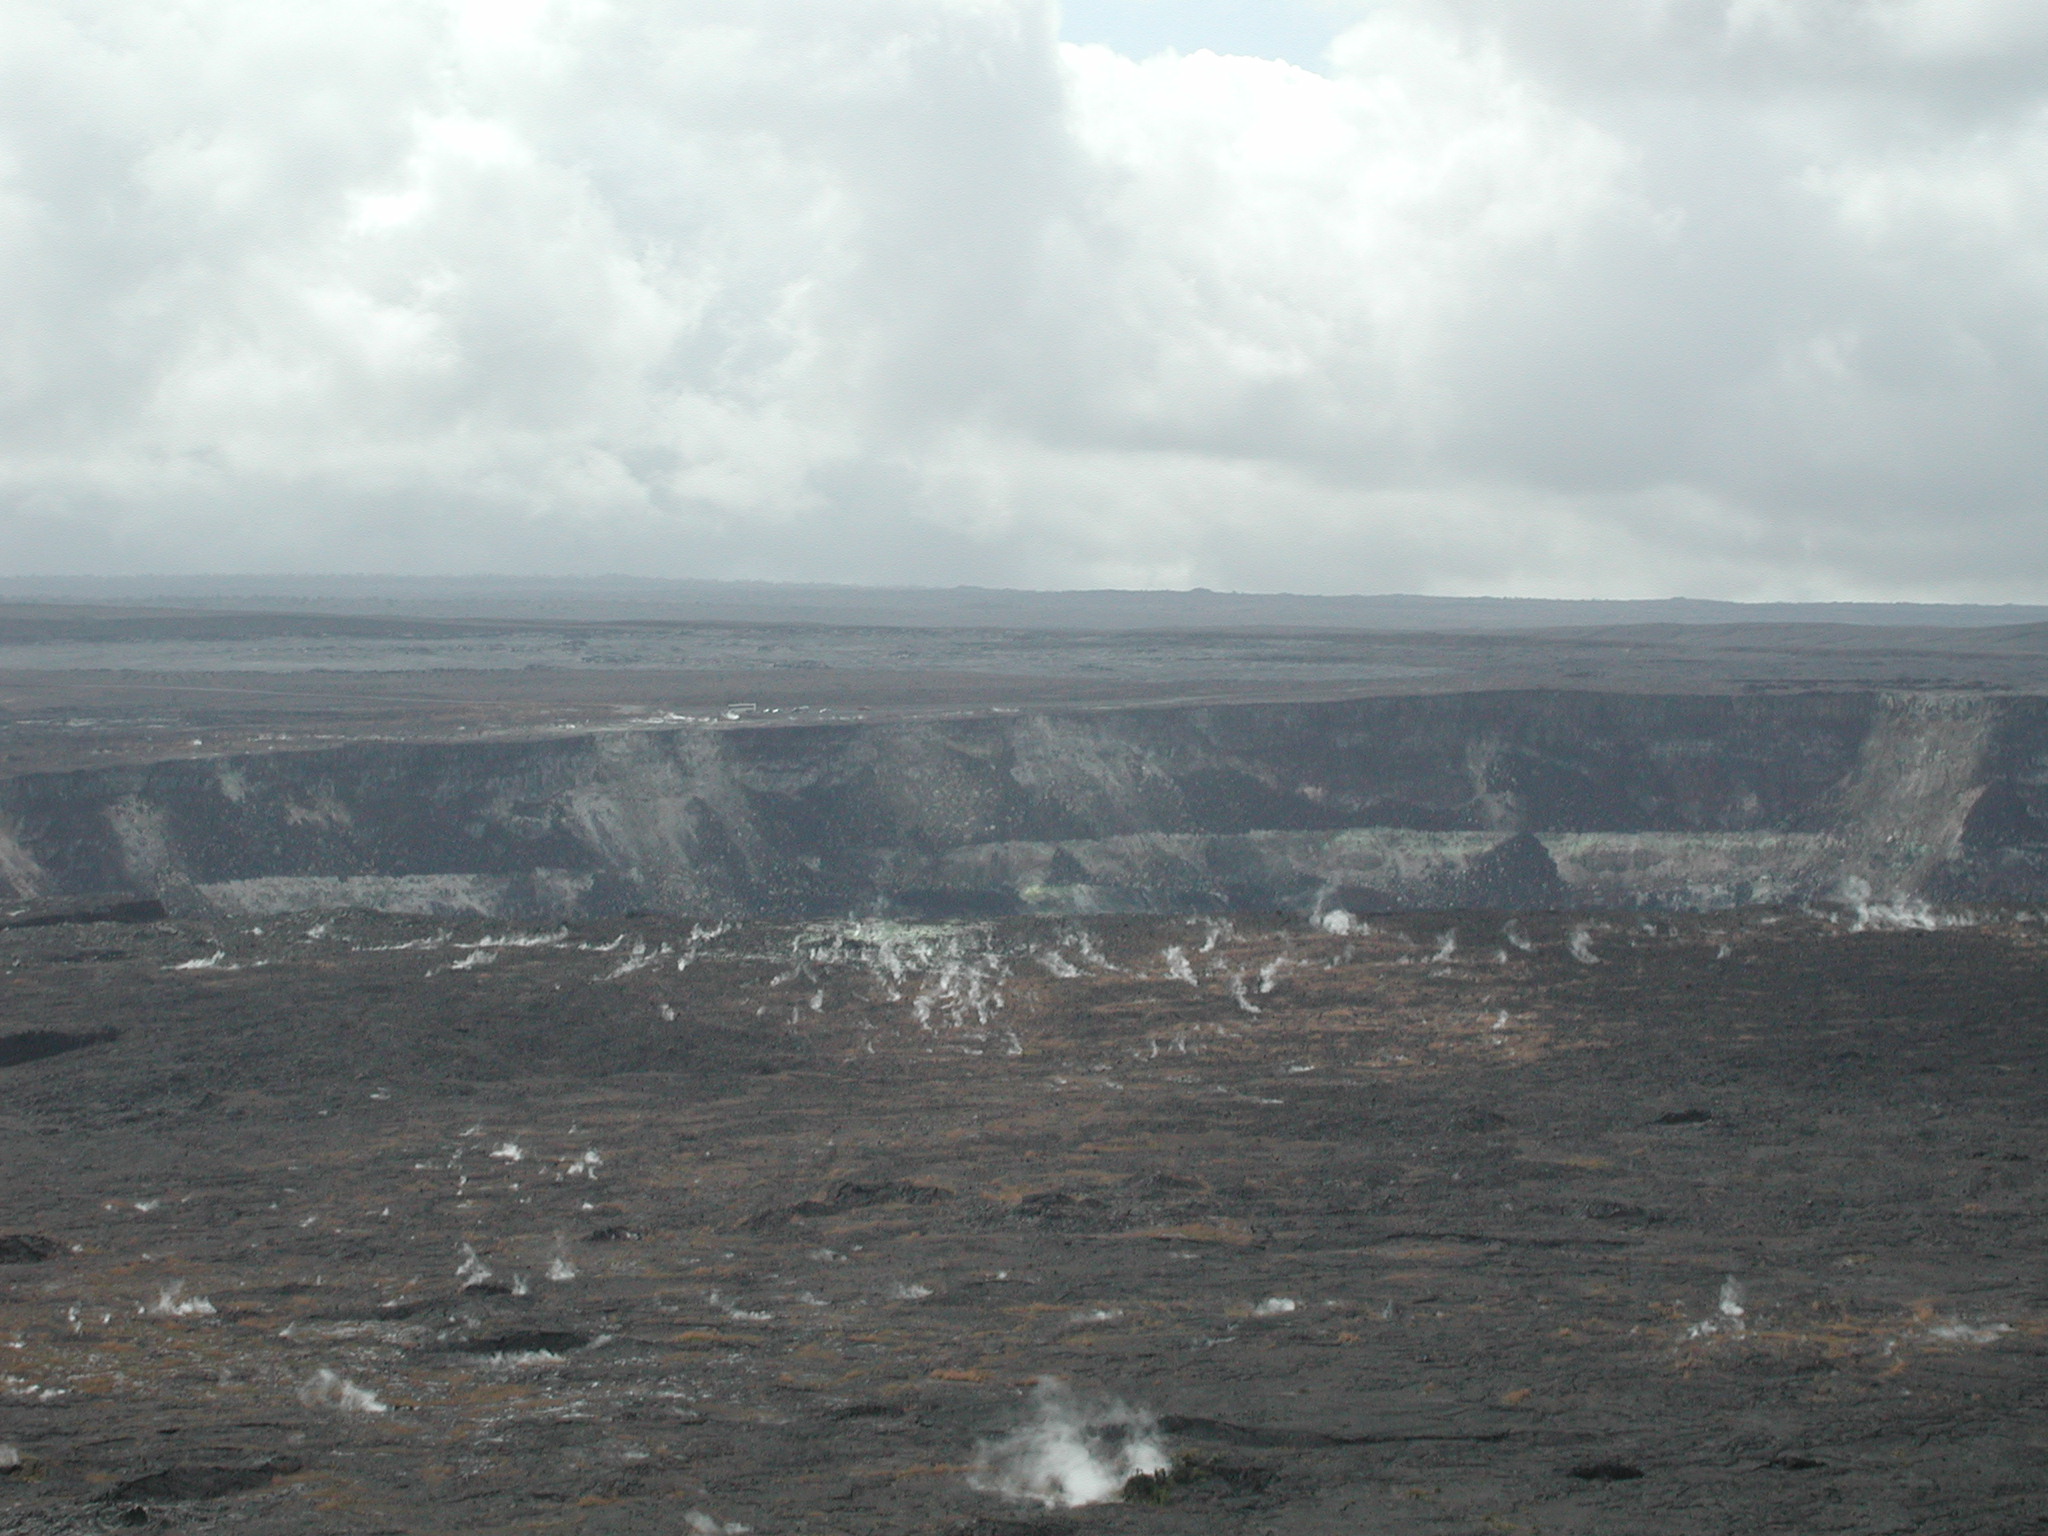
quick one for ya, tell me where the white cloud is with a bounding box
[1057,0,1347,68]
[0,0,2043,598]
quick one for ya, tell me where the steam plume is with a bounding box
[969,1379,1170,1509]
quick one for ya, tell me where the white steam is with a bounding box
[298,1368,388,1413]
[1687,1276,1748,1340]
[969,1379,1170,1509]
[1228,972,1262,1014]
[603,937,672,979]
[455,1243,493,1289]
[149,1283,216,1317]
[792,920,1016,1035]
[1925,1319,2011,1345]
[170,950,238,972]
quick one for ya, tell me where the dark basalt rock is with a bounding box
[449,1330,589,1355]
[0,1028,117,1069]
[1961,780,2048,848]
[1045,847,1089,885]
[0,897,166,930]
[0,908,2039,1533]
[793,1182,954,1217]
[1162,1415,1511,1449]
[751,1180,955,1227]
[1455,832,1568,909]
[1159,1416,1336,1449]
[1122,1456,1276,1503]
[1566,1460,1645,1482]
[102,1458,300,1503]
[1009,1190,1116,1232]
[358,1297,443,1319]
[1581,1200,1658,1222]
[0,1234,62,1264]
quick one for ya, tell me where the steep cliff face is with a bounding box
[2,691,2044,917]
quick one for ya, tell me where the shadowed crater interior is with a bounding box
[793,1181,953,1216]
[101,1459,300,1503]
[0,1028,117,1069]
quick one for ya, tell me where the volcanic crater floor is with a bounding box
[0,907,2043,1534]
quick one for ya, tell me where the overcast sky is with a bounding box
[3,1,2045,599]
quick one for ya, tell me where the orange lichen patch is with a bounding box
[1372,1242,1497,1262]
[434,1380,550,1410]
[927,1367,986,1383]
[296,1472,377,1512]
[787,1344,855,1364]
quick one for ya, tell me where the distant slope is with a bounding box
[3,576,2044,632]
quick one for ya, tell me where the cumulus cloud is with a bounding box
[0,0,2043,597]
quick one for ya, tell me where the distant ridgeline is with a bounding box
[2,691,2045,919]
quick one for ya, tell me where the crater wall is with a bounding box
[3,690,2045,917]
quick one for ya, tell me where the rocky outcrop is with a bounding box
[1,690,2044,917]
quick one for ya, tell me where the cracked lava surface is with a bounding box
[1,908,2043,1533]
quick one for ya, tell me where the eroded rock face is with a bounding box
[1,691,2044,918]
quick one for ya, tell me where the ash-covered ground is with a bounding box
[1,906,2043,1534]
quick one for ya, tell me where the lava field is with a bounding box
[0,906,2043,1534]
